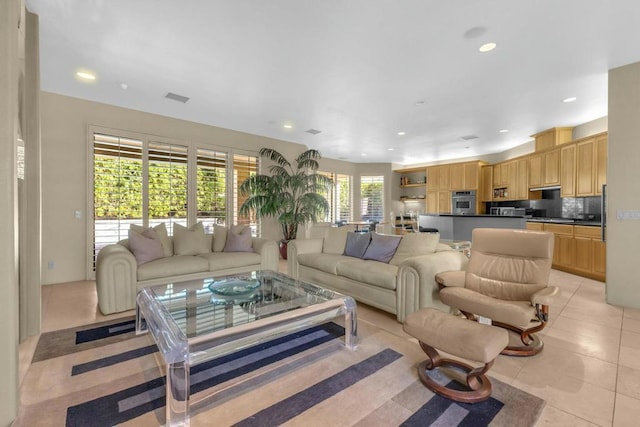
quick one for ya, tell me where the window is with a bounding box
[196,148,227,232]
[360,175,384,222]
[147,141,189,234]
[93,134,144,268]
[319,172,352,224]
[91,130,258,274]
[232,153,259,234]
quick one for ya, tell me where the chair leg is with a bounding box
[417,341,493,403]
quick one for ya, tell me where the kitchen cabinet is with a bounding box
[426,191,438,214]
[480,165,493,202]
[438,165,451,191]
[526,222,605,281]
[492,160,516,200]
[574,133,607,197]
[543,148,560,186]
[450,163,464,190]
[515,158,532,200]
[426,190,450,214]
[532,127,574,152]
[560,144,576,197]
[528,153,543,188]
[463,162,480,190]
[595,134,607,196]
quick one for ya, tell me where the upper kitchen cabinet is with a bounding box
[532,127,574,151]
[450,161,482,191]
[560,144,576,197]
[576,132,608,197]
[515,158,530,200]
[480,165,493,202]
[528,153,543,188]
[543,148,561,186]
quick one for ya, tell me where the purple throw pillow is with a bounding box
[344,232,372,258]
[363,233,402,263]
[128,228,165,265]
[223,225,253,252]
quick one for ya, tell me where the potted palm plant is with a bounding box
[239,148,332,259]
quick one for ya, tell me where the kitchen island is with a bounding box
[418,214,526,241]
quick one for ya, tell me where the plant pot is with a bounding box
[279,240,289,260]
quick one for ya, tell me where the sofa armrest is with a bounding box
[396,251,469,322]
[95,244,138,315]
[252,237,279,271]
[287,238,324,278]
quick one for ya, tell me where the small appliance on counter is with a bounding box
[490,207,526,216]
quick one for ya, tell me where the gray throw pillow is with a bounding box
[363,233,402,263]
[223,225,253,252]
[130,222,173,257]
[128,228,164,265]
[344,232,372,258]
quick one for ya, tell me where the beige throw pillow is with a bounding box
[212,224,228,252]
[128,227,165,265]
[223,225,253,252]
[130,223,173,257]
[173,222,210,256]
[323,226,351,254]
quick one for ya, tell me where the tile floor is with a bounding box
[17,267,640,426]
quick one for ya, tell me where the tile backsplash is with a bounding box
[488,189,601,220]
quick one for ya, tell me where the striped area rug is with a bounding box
[19,317,545,426]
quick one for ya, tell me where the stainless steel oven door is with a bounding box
[451,196,476,214]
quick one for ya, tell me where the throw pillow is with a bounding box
[173,222,210,256]
[212,224,228,252]
[224,224,253,252]
[128,228,164,265]
[130,223,173,257]
[344,231,372,258]
[323,226,351,254]
[363,232,402,263]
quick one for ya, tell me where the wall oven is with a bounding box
[451,190,476,215]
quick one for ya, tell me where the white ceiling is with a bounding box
[26,0,640,165]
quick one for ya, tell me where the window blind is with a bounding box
[197,148,227,232]
[360,175,384,222]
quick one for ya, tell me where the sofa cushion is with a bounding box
[128,228,164,265]
[224,224,253,252]
[298,253,360,275]
[173,222,211,255]
[137,255,209,281]
[363,233,402,263]
[198,251,262,270]
[344,232,371,258]
[212,224,228,252]
[130,222,173,257]
[323,226,350,254]
[336,260,398,290]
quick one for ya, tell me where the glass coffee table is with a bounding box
[135,269,357,426]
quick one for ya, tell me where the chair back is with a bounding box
[466,228,554,300]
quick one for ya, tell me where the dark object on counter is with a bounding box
[419,227,439,233]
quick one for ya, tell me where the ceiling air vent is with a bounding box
[165,92,190,103]
[461,135,478,141]
[305,129,322,135]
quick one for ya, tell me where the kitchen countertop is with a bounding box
[526,218,602,226]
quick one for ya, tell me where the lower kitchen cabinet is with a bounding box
[525,222,605,281]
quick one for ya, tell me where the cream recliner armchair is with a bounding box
[436,228,558,356]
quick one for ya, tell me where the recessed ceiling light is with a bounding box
[120,82,128,90]
[283,124,293,129]
[361,153,367,157]
[562,97,577,103]
[387,148,395,151]
[478,42,497,53]
[499,129,509,133]
[397,131,406,136]
[76,71,96,80]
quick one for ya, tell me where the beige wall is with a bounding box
[606,62,640,309]
[1,0,21,423]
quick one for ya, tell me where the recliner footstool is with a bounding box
[403,308,509,403]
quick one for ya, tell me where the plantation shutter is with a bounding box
[360,175,385,222]
[147,141,189,235]
[233,153,258,234]
[197,148,228,231]
[336,174,352,223]
[93,133,143,268]
[318,171,335,223]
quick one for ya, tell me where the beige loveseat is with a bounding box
[287,226,468,322]
[96,223,279,315]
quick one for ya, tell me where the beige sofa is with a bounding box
[96,224,279,315]
[287,226,468,322]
